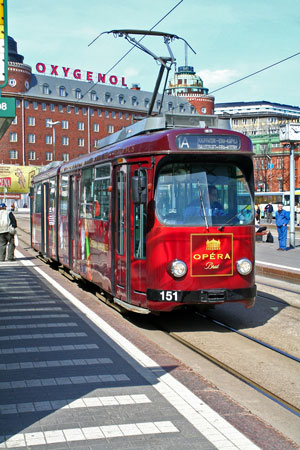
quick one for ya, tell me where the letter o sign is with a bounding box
[36,62,46,73]
[109,75,118,85]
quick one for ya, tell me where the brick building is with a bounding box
[0,37,195,166]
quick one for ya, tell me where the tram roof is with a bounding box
[96,113,230,149]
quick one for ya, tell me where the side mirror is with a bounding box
[132,175,147,204]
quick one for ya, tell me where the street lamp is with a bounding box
[48,120,60,161]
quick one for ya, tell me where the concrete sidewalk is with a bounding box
[255,223,300,283]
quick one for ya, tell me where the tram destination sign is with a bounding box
[176,134,241,150]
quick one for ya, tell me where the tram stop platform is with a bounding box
[255,223,300,284]
[1,246,298,449]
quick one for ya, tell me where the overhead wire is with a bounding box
[171,51,300,112]
[81,0,184,99]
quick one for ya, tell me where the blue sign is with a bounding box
[268,163,274,169]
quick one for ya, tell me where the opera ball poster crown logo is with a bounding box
[190,233,233,277]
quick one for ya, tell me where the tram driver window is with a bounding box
[80,168,93,219]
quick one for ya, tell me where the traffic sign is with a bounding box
[0,97,16,117]
[268,163,274,169]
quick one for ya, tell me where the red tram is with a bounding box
[31,113,257,313]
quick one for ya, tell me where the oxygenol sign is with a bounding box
[36,62,128,87]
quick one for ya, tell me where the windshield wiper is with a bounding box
[218,204,251,231]
[198,181,209,231]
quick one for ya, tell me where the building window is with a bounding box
[179,104,185,113]
[93,123,99,132]
[42,84,49,95]
[59,86,66,97]
[75,106,79,114]
[24,100,29,109]
[33,101,38,110]
[78,122,84,131]
[97,109,101,117]
[125,113,129,120]
[9,150,18,159]
[144,98,150,109]
[45,119,52,127]
[168,102,173,112]
[105,93,111,103]
[82,107,87,115]
[45,152,52,161]
[28,134,35,144]
[105,110,109,118]
[9,132,18,142]
[45,135,52,144]
[61,120,68,129]
[90,91,97,101]
[75,89,81,99]
[132,96,138,106]
[28,151,36,160]
[62,136,69,146]
[78,138,84,147]
[112,111,116,119]
[119,94,125,105]
[16,99,20,108]
[42,103,46,111]
[201,107,206,114]
[94,139,99,148]
[67,105,72,113]
[50,104,55,111]
[89,108,94,116]
[59,105,64,112]
[118,112,123,119]
[28,117,35,126]
[107,125,114,134]
[62,153,69,161]
[12,117,17,125]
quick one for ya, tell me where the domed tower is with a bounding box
[3,36,32,94]
[166,65,215,115]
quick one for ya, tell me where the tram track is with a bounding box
[145,311,300,418]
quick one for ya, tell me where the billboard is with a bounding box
[0,165,40,194]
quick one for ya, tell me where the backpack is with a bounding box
[266,231,274,243]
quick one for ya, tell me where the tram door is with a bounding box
[114,164,148,307]
[68,175,80,269]
[41,182,49,257]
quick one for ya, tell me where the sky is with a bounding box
[7,0,300,107]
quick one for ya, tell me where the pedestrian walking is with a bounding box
[275,203,290,251]
[265,203,273,223]
[296,202,300,226]
[0,203,17,261]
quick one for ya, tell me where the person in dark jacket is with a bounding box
[0,203,17,261]
[275,203,290,250]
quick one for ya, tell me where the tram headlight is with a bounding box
[169,260,187,278]
[236,258,252,276]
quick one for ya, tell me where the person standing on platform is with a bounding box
[296,202,300,226]
[265,203,273,223]
[275,203,290,251]
[0,203,17,261]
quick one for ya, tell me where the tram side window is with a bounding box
[94,164,111,220]
[49,178,56,225]
[60,175,69,216]
[116,171,125,255]
[34,184,42,213]
[133,169,147,259]
[80,168,93,218]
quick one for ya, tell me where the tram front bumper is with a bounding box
[147,286,257,304]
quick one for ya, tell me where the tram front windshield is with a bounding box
[155,161,253,226]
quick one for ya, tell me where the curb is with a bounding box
[255,264,300,284]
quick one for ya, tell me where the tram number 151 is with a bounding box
[159,291,179,302]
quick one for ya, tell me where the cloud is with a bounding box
[198,69,239,88]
